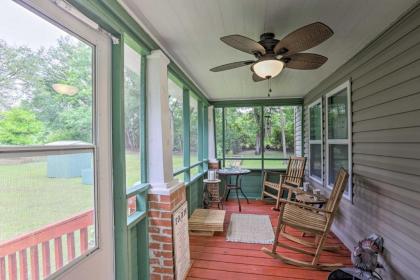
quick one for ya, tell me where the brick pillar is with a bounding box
[146,49,190,279]
[148,185,186,280]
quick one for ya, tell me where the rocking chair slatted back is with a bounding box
[283,156,306,187]
[325,168,349,214]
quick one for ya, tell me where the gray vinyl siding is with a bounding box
[303,3,420,280]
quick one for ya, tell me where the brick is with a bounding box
[150,273,162,280]
[149,243,161,249]
[162,229,173,235]
[149,226,161,234]
[151,234,172,243]
[163,259,174,267]
[148,210,161,218]
[152,251,173,258]
[159,195,171,203]
[148,194,160,202]
[160,212,172,219]
[153,267,173,274]
[149,202,171,211]
[150,219,172,227]
[149,258,160,265]
[162,275,174,280]
[162,243,173,251]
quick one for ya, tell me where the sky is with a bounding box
[0,0,69,50]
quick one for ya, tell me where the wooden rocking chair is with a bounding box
[261,156,306,210]
[262,168,349,270]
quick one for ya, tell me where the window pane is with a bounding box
[328,144,348,192]
[263,106,296,158]
[310,144,322,179]
[124,43,141,188]
[190,96,199,164]
[168,78,184,172]
[328,89,348,139]
[0,152,96,275]
[310,103,322,140]
[215,108,223,158]
[225,107,262,159]
[0,1,93,146]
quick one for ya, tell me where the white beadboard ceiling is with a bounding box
[120,0,416,101]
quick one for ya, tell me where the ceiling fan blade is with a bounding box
[210,60,255,72]
[221,35,266,56]
[282,53,328,70]
[274,22,333,56]
[252,73,266,82]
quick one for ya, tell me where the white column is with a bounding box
[146,50,179,194]
[207,105,216,161]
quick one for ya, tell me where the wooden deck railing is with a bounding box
[0,210,94,280]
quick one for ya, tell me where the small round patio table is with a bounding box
[217,168,251,212]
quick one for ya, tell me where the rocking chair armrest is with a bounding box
[277,199,333,214]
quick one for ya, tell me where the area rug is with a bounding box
[226,213,274,244]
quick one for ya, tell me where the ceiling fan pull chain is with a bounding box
[267,77,272,97]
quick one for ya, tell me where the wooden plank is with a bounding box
[54,237,63,270]
[0,257,5,280]
[42,241,51,277]
[80,227,88,253]
[67,232,76,262]
[8,253,17,280]
[30,246,39,280]
[19,249,28,280]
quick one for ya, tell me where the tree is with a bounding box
[0,108,44,145]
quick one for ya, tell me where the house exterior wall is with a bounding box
[303,4,420,279]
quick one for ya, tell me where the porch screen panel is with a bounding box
[168,78,184,173]
[224,107,262,169]
[0,1,97,278]
[190,95,199,165]
[124,43,142,188]
[263,106,297,169]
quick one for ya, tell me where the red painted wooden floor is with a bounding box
[187,200,351,280]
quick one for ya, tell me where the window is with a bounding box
[124,41,142,188]
[168,78,184,172]
[308,99,323,182]
[215,107,223,160]
[190,95,199,165]
[0,1,106,278]
[326,81,352,199]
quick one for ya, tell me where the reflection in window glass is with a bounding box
[310,144,322,178]
[328,144,348,190]
[309,101,322,181]
[0,2,93,146]
[328,89,348,139]
[124,43,141,188]
[310,103,322,141]
[190,96,199,164]
[168,78,184,172]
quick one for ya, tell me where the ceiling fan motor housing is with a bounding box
[259,32,280,55]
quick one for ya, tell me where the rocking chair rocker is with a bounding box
[262,168,349,270]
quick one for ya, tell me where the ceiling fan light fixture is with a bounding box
[253,59,284,79]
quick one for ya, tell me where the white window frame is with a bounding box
[2,1,114,279]
[308,98,323,184]
[325,80,352,200]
